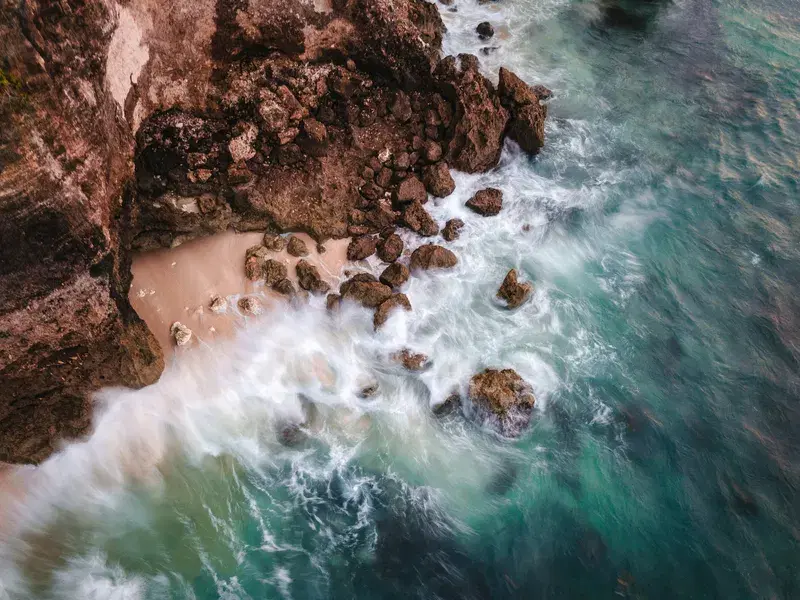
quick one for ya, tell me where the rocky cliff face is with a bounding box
[0,0,548,463]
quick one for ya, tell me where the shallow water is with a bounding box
[2,0,799,598]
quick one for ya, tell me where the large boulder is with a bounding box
[379,262,410,288]
[340,275,393,308]
[466,187,503,216]
[468,369,535,436]
[410,244,458,271]
[498,67,548,154]
[347,235,379,261]
[497,269,532,309]
[422,162,456,198]
[437,55,509,173]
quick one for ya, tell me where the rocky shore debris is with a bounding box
[401,201,439,236]
[209,296,227,313]
[497,269,532,309]
[442,218,465,241]
[170,322,193,346]
[274,279,297,297]
[410,244,458,271]
[466,188,503,216]
[498,67,550,155]
[238,296,263,315]
[374,293,412,329]
[476,22,494,40]
[392,349,430,371]
[377,233,404,262]
[433,391,461,417]
[287,236,309,257]
[347,235,379,261]
[379,262,410,288]
[296,260,331,294]
[263,233,286,252]
[468,369,535,436]
[340,274,393,308]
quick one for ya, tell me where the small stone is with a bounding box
[442,218,465,242]
[395,176,428,205]
[228,123,258,162]
[476,22,494,39]
[377,233,404,262]
[374,293,412,329]
[466,187,503,216]
[263,233,286,251]
[390,91,413,123]
[379,262,410,288]
[287,235,309,257]
[209,296,227,313]
[238,296,263,315]
[410,244,458,271]
[350,209,367,225]
[170,322,193,346]
[425,125,440,140]
[423,141,443,163]
[347,235,378,261]
[422,162,456,198]
[378,148,392,164]
[393,152,411,170]
[391,349,430,371]
[263,259,288,286]
[412,135,424,151]
[362,166,375,181]
[480,46,499,56]
[497,269,532,309]
[326,293,342,311]
[380,227,396,239]
[296,259,331,294]
[348,225,371,237]
[278,127,300,145]
[376,167,393,188]
[273,278,296,297]
[302,117,327,143]
[317,243,327,254]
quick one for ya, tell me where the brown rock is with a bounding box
[423,141,443,163]
[422,162,456,198]
[437,54,509,173]
[410,244,458,271]
[392,349,430,371]
[340,277,393,308]
[287,235,309,257]
[238,296,264,315]
[497,67,548,154]
[395,175,428,205]
[466,187,503,216]
[273,278,297,297]
[497,269,532,309]
[468,368,535,436]
[263,259,289,286]
[374,293,412,329]
[347,235,379,260]
[390,91,413,122]
[402,201,439,236]
[365,203,398,230]
[376,167,393,188]
[442,218,465,241]
[394,152,411,170]
[296,260,330,294]
[263,233,286,251]
[377,233,404,262]
[326,293,342,311]
[348,225,372,237]
[498,67,541,107]
[379,262,410,288]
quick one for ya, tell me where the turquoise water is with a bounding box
[2,0,799,598]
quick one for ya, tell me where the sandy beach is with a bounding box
[129,231,349,356]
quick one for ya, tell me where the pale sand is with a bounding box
[129,231,349,356]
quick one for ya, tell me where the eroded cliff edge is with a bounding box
[0,0,548,463]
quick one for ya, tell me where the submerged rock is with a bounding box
[273,278,297,297]
[497,269,532,309]
[170,322,193,346]
[263,259,289,286]
[466,188,503,216]
[410,244,458,271]
[238,296,263,315]
[374,293,412,329]
[468,368,535,436]
[442,218,464,242]
[433,391,462,417]
[296,260,330,294]
[476,22,494,39]
[392,349,430,371]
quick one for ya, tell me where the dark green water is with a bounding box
[1,0,799,598]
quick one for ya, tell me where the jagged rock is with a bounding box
[394,151,412,170]
[374,293,412,329]
[340,276,393,308]
[296,260,331,294]
[326,293,342,311]
[238,296,263,315]
[466,187,503,216]
[209,296,227,313]
[442,218,465,241]
[380,262,410,288]
[423,141,443,163]
[376,167,393,188]
[377,234,404,262]
[392,349,430,371]
[437,54,509,172]
[433,392,461,416]
[365,204,398,230]
[347,235,379,260]
[263,233,287,252]
[468,368,535,436]
[476,22,494,39]
[287,236,309,257]
[410,244,458,271]
[422,162,456,198]
[273,278,297,297]
[497,67,548,154]
[497,269,532,309]
[390,91,413,122]
[395,175,428,205]
[170,322,193,346]
[402,201,439,236]
[263,259,289,286]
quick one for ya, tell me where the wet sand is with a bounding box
[129,231,349,356]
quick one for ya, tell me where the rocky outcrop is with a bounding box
[466,188,503,216]
[0,0,548,462]
[410,244,458,271]
[497,269,532,308]
[468,368,535,436]
[402,201,439,236]
[498,67,549,155]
